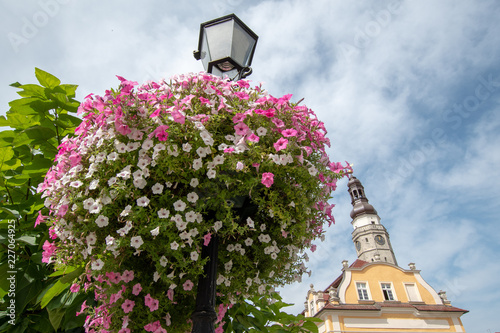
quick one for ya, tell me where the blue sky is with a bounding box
[1,1,499,331]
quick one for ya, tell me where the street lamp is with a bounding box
[194,14,258,81]
[191,16,258,333]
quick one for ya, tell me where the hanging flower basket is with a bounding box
[38,72,349,332]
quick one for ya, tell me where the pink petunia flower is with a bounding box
[234,122,249,136]
[132,283,142,296]
[70,283,80,293]
[183,280,194,291]
[273,138,288,152]
[121,299,135,314]
[203,233,212,246]
[122,270,134,283]
[261,172,274,188]
[247,133,259,142]
[281,128,298,137]
[145,293,159,312]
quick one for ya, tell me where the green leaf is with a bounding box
[28,313,55,333]
[16,84,47,99]
[16,235,37,246]
[35,68,61,89]
[15,277,42,314]
[47,307,65,331]
[23,157,53,175]
[10,82,22,88]
[0,146,15,171]
[1,113,40,130]
[301,320,319,333]
[58,84,78,98]
[23,126,56,142]
[40,280,70,309]
[59,267,83,284]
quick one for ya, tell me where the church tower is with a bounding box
[348,176,398,265]
[302,176,468,332]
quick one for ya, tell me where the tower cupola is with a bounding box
[348,176,398,265]
[348,176,377,219]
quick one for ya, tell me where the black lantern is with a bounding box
[194,14,258,80]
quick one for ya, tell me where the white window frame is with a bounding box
[380,282,397,301]
[309,300,315,315]
[355,281,371,301]
[403,282,422,302]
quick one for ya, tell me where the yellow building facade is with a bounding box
[304,177,468,333]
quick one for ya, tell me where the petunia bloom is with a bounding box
[261,172,274,188]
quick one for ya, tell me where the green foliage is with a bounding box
[0,68,92,333]
[224,293,322,333]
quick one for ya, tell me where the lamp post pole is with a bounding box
[191,234,219,333]
[191,14,258,332]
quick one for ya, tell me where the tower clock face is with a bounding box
[375,235,386,245]
[356,241,361,251]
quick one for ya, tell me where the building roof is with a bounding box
[322,259,369,292]
[319,302,468,314]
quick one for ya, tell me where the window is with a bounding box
[309,300,315,315]
[381,283,395,301]
[356,282,370,300]
[404,283,421,302]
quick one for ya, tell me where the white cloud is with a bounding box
[1,0,499,330]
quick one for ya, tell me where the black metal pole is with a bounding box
[191,234,219,333]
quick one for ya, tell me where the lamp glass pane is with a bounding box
[231,23,256,67]
[203,20,234,62]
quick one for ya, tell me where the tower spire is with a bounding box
[348,176,398,266]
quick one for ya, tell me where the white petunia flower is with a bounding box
[258,234,271,243]
[196,147,207,158]
[260,224,266,231]
[158,208,170,218]
[256,127,267,136]
[86,232,97,245]
[130,236,144,249]
[153,271,160,282]
[225,260,233,272]
[108,177,117,186]
[115,142,127,153]
[142,139,154,150]
[213,154,225,165]
[95,215,109,227]
[308,166,318,176]
[182,143,192,152]
[83,198,95,210]
[244,238,253,246]
[89,180,99,190]
[137,196,150,207]
[190,178,199,187]
[173,200,186,211]
[91,259,104,270]
[107,152,118,161]
[192,158,203,170]
[150,226,160,236]
[152,183,164,194]
[214,221,223,231]
[207,169,216,179]
[170,241,179,250]
[159,256,168,267]
[185,211,197,222]
[190,251,199,261]
[246,217,254,228]
[69,181,83,188]
[133,178,147,189]
[187,192,198,203]
[120,205,132,216]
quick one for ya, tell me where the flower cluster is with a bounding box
[38,72,349,332]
